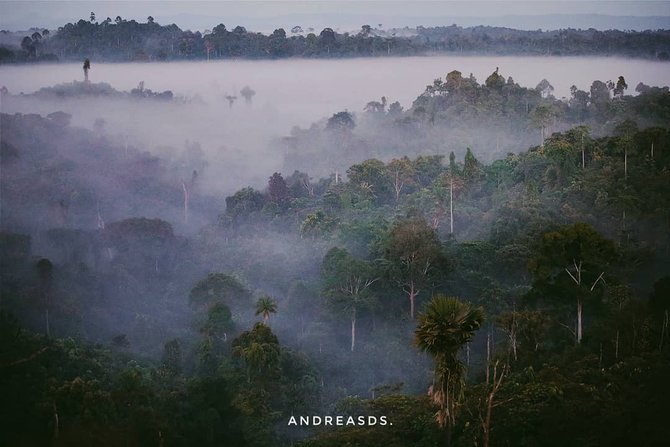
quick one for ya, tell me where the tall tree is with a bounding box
[322,247,378,352]
[529,223,616,344]
[415,295,484,445]
[347,159,392,204]
[531,103,554,147]
[613,75,628,99]
[240,86,256,104]
[387,157,415,202]
[83,58,90,82]
[198,303,235,372]
[535,78,554,98]
[268,172,290,206]
[614,119,638,180]
[383,217,446,318]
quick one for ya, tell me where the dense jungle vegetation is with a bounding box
[1,64,670,447]
[1,15,669,63]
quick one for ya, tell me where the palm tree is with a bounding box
[415,295,484,446]
[255,295,277,324]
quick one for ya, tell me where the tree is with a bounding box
[388,101,403,116]
[224,187,265,224]
[89,11,96,23]
[614,119,638,180]
[613,75,628,99]
[531,103,555,147]
[445,70,463,91]
[589,80,611,116]
[36,258,53,337]
[383,217,445,319]
[201,303,234,342]
[415,295,484,445]
[485,67,504,90]
[529,223,616,344]
[326,111,355,133]
[442,152,465,234]
[197,302,235,372]
[232,322,280,381]
[462,148,483,183]
[567,125,590,168]
[267,172,290,206]
[535,79,554,98]
[240,86,256,104]
[255,295,278,324]
[569,85,590,121]
[300,211,337,239]
[20,36,34,57]
[387,157,415,202]
[83,58,90,82]
[322,247,378,352]
[347,159,392,204]
[319,27,336,54]
[204,40,214,61]
[225,94,237,108]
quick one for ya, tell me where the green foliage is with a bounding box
[2,60,670,447]
[415,296,485,361]
[415,295,484,435]
[224,187,266,224]
[382,216,446,317]
[347,159,393,204]
[255,295,278,323]
[529,223,617,287]
[301,211,338,239]
[232,322,281,381]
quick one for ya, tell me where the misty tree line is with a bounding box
[282,67,670,179]
[1,66,670,445]
[1,16,669,63]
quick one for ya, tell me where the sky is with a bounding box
[1,1,669,32]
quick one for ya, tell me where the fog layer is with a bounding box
[2,56,668,196]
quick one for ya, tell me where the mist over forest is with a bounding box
[1,9,670,447]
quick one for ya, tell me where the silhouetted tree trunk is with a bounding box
[351,309,356,352]
[481,361,506,447]
[52,401,59,443]
[36,258,53,337]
